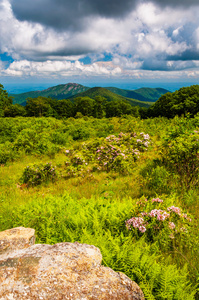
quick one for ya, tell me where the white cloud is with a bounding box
[0,0,199,81]
[3,60,122,78]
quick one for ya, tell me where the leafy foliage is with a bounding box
[149,85,199,118]
[161,128,199,188]
[0,113,199,299]
[0,194,197,299]
[0,84,13,117]
[21,162,57,186]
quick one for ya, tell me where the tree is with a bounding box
[0,84,13,117]
[93,96,106,118]
[149,85,199,118]
[54,99,74,118]
[105,100,133,117]
[74,97,95,116]
[26,97,54,117]
[4,104,26,117]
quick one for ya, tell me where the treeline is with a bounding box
[1,84,199,119]
[148,85,199,118]
[1,86,144,118]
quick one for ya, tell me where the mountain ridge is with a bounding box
[9,83,170,107]
[106,87,169,102]
[68,86,151,108]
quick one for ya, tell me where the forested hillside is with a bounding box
[106,87,169,102]
[10,83,90,104]
[9,83,168,105]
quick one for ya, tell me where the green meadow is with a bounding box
[0,115,198,299]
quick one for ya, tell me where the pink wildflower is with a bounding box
[152,198,163,203]
[143,134,150,140]
[182,214,192,221]
[167,206,181,215]
[139,226,146,233]
[126,217,146,230]
[144,141,149,147]
[169,222,176,230]
[149,209,170,220]
[141,212,148,217]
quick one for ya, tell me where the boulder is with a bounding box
[0,227,35,255]
[0,227,145,300]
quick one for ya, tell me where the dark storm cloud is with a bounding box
[11,0,137,31]
[142,59,169,71]
[141,58,197,71]
[168,50,199,61]
[152,0,199,7]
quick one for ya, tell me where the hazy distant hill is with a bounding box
[133,88,170,102]
[68,87,151,108]
[106,87,170,102]
[10,83,90,104]
[10,83,169,107]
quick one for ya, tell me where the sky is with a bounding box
[0,0,199,92]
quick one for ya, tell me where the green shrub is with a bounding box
[21,162,57,186]
[0,142,17,164]
[140,161,171,195]
[161,130,199,188]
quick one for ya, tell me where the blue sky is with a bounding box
[0,0,199,92]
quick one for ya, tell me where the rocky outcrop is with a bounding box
[0,227,145,300]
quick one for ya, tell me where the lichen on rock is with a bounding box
[0,227,145,299]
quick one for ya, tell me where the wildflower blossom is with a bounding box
[143,134,150,140]
[139,226,147,233]
[141,212,148,217]
[152,198,163,203]
[149,209,170,220]
[182,214,192,221]
[169,222,176,230]
[167,206,181,215]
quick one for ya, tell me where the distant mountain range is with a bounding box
[10,83,170,108]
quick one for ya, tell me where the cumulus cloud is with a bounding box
[0,0,199,80]
[152,0,199,8]
[3,60,122,78]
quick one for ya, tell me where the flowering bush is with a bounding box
[95,132,150,173]
[64,131,150,177]
[126,197,192,249]
[21,162,57,186]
